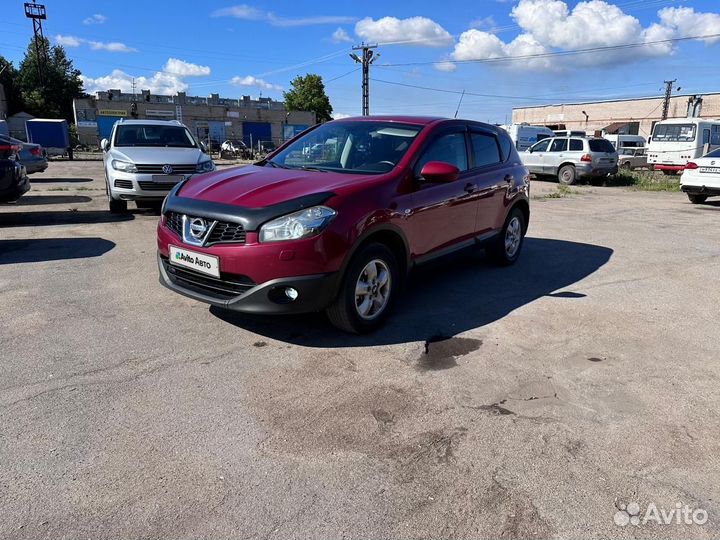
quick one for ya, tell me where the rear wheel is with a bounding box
[136,200,162,211]
[326,243,398,334]
[688,193,708,204]
[487,207,526,266]
[621,161,632,170]
[558,164,577,185]
[662,170,677,176]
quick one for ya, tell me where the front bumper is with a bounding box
[158,252,339,314]
[109,171,193,200]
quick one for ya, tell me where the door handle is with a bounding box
[464,183,476,193]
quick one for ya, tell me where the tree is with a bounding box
[17,37,84,121]
[283,74,333,123]
[0,57,26,116]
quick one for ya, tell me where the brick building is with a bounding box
[73,89,316,149]
[512,92,720,139]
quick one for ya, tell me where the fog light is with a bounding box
[284,287,298,301]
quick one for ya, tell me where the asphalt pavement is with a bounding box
[0,161,718,539]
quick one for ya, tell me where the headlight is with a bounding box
[111,159,137,173]
[196,159,215,173]
[259,206,337,243]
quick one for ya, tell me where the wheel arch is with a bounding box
[340,224,410,282]
[509,198,530,233]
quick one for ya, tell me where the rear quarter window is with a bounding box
[470,132,501,168]
[589,139,616,153]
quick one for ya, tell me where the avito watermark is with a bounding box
[614,501,708,527]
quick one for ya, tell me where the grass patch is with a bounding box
[595,170,680,192]
[533,184,579,200]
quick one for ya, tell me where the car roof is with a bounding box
[116,119,185,127]
[332,115,447,126]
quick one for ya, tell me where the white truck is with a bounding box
[500,123,554,152]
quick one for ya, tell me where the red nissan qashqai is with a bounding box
[157,116,530,333]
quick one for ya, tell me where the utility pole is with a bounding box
[131,77,137,101]
[350,43,379,116]
[24,3,48,86]
[661,79,677,120]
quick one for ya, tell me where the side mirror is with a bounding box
[199,141,208,153]
[528,148,533,153]
[420,161,460,183]
[100,138,109,152]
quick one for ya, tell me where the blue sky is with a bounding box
[1,0,719,122]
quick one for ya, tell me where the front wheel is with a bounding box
[558,164,577,185]
[688,193,708,204]
[326,243,398,334]
[487,208,526,266]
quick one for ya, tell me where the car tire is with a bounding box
[558,164,577,185]
[688,193,708,204]
[109,197,127,213]
[136,200,161,210]
[487,207,526,266]
[326,243,398,334]
[662,170,677,176]
[621,161,632,170]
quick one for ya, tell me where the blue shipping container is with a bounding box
[26,119,70,151]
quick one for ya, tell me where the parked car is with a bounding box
[522,136,618,184]
[0,134,48,174]
[101,119,215,213]
[220,139,253,160]
[680,147,720,204]
[617,148,648,170]
[603,134,646,153]
[0,142,30,202]
[157,116,531,333]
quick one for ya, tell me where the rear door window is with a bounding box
[470,132,501,168]
[569,139,584,151]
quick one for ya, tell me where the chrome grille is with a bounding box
[135,164,197,175]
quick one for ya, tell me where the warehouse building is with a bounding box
[73,90,316,149]
[512,92,720,139]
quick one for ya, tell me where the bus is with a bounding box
[647,118,720,173]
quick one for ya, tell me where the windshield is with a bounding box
[652,123,696,142]
[114,125,197,148]
[269,121,423,174]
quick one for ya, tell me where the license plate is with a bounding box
[699,167,720,174]
[152,175,184,183]
[169,245,220,277]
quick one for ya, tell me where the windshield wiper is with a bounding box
[298,166,329,172]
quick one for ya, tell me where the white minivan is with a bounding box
[603,134,646,152]
[501,123,554,152]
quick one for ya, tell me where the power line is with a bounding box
[379,32,720,68]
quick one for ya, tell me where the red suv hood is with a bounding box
[179,165,377,207]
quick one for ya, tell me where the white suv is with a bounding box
[522,136,618,184]
[101,119,215,213]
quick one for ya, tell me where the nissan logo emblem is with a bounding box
[162,164,173,175]
[189,217,207,239]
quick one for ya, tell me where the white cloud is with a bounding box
[469,16,498,32]
[230,75,283,91]
[355,16,453,46]
[87,41,137,53]
[55,34,82,48]
[81,69,189,95]
[163,58,211,77]
[658,7,720,45]
[433,60,458,72]
[330,27,353,43]
[448,0,720,71]
[54,35,136,52]
[82,14,107,25]
[211,5,355,26]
